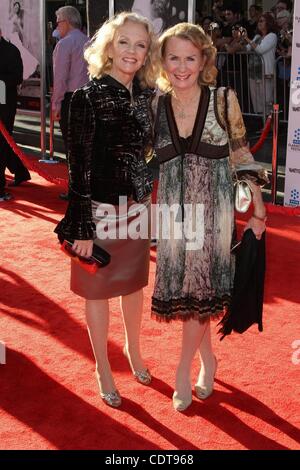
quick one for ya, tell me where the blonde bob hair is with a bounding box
[157,22,217,92]
[84,12,158,89]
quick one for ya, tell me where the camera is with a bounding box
[208,22,220,32]
[279,28,293,48]
[232,25,247,36]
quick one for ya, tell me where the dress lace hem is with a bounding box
[151,294,231,323]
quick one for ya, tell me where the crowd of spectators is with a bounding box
[196,1,294,118]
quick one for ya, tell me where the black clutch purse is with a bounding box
[61,239,111,274]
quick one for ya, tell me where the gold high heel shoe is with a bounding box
[194,355,218,400]
[172,391,192,412]
[95,371,122,408]
[123,346,152,385]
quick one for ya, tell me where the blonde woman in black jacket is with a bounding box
[55,12,157,408]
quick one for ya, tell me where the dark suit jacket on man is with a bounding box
[0,37,23,107]
[0,37,28,193]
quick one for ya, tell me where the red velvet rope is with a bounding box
[250,114,272,154]
[0,114,271,185]
[1,118,299,215]
[0,120,68,191]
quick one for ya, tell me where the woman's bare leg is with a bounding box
[85,299,117,393]
[175,318,210,397]
[120,288,147,371]
[196,319,216,389]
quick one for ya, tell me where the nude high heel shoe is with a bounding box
[172,391,192,412]
[194,355,218,400]
[123,346,152,385]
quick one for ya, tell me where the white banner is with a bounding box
[284,0,300,206]
[127,0,189,34]
[88,1,193,37]
[0,0,41,110]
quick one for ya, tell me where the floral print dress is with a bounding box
[151,86,268,323]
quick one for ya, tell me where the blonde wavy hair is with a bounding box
[157,22,217,92]
[84,12,158,89]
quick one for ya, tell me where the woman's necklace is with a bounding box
[172,90,201,120]
[175,104,188,120]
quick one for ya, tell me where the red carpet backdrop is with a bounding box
[0,168,299,450]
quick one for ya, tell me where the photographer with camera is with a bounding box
[205,20,223,49]
[276,8,292,66]
[276,9,292,51]
[202,16,214,34]
[217,3,251,52]
[224,24,246,54]
[276,8,291,32]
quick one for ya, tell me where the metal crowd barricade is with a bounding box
[216,51,268,124]
[216,51,282,204]
[274,55,291,123]
[49,97,54,160]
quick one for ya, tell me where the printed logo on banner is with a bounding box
[291,67,300,87]
[282,5,300,206]
[291,68,300,107]
[289,189,300,206]
[288,128,300,151]
[293,129,300,144]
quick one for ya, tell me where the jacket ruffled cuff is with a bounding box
[234,163,269,187]
[54,199,95,242]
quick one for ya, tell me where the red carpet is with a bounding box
[0,168,299,450]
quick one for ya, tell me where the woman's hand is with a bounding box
[72,239,93,258]
[53,110,61,121]
[244,180,266,239]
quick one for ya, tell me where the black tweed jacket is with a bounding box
[55,74,154,241]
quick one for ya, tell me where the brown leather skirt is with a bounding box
[70,196,151,299]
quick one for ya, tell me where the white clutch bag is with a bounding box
[234,178,252,213]
[222,87,253,213]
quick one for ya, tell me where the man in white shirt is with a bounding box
[52,6,88,199]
